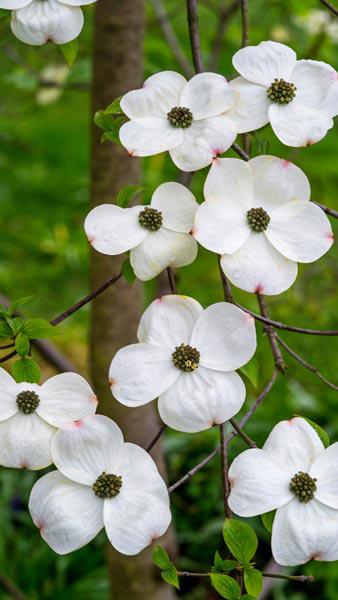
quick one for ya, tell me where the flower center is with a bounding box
[16,390,40,415]
[138,207,163,232]
[92,472,123,499]
[167,106,193,128]
[172,343,200,372]
[247,207,270,232]
[290,471,317,503]
[267,78,297,104]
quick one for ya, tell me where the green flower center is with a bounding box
[138,207,163,232]
[92,472,123,499]
[167,106,193,128]
[16,390,40,415]
[172,343,200,372]
[267,78,297,104]
[247,207,270,232]
[290,471,317,503]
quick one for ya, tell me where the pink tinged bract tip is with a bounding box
[281,159,290,169]
[327,232,335,242]
[190,226,197,237]
[127,149,135,157]
[73,419,83,428]
[255,283,264,294]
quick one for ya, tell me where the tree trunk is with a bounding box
[89,2,176,599]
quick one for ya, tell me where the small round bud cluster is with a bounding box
[290,471,317,503]
[247,207,271,232]
[92,472,123,499]
[16,390,40,415]
[167,106,193,128]
[267,78,297,104]
[138,207,163,232]
[172,343,200,372]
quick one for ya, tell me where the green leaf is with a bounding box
[22,318,56,339]
[239,357,259,389]
[0,304,10,317]
[240,596,257,599]
[223,519,258,565]
[6,317,24,336]
[15,333,30,357]
[122,258,136,284]
[12,357,41,384]
[10,295,34,315]
[152,545,171,570]
[161,565,179,590]
[60,38,78,66]
[101,130,122,145]
[298,416,330,448]
[261,510,275,534]
[0,320,13,339]
[94,110,116,131]
[105,96,124,115]
[116,185,145,208]
[244,569,263,598]
[210,574,241,600]
[0,8,10,18]
[213,552,238,573]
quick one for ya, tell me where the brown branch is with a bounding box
[320,0,338,17]
[208,0,240,70]
[231,142,250,161]
[167,267,177,294]
[240,0,249,47]
[0,571,28,600]
[220,423,232,517]
[218,256,234,303]
[146,424,167,452]
[240,367,279,425]
[262,572,315,583]
[186,0,204,73]
[229,418,257,447]
[257,293,287,373]
[315,201,338,219]
[151,0,194,77]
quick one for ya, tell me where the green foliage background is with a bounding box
[0,1,337,598]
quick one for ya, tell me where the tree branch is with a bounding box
[146,424,167,453]
[257,293,287,373]
[186,0,204,73]
[0,571,28,600]
[230,418,257,447]
[240,0,249,47]
[220,423,232,517]
[315,201,338,219]
[320,0,338,17]
[151,0,194,77]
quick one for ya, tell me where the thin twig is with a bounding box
[151,0,194,77]
[320,0,338,17]
[230,418,257,447]
[208,0,240,70]
[262,572,315,583]
[315,201,338,219]
[231,142,250,161]
[240,0,249,47]
[167,268,177,294]
[146,425,167,453]
[240,367,279,426]
[186,0,204,73]
[257,293,287,373]
[220,423,233,517]
[218,256,234,303]
[0,571,28,600]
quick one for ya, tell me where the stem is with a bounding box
[167,267,177,294]
[218,256,234,303]
[319,0,338,17]
[257,293,287,373]
[231,142,249,161]
[0,571,28,600]
[220,423,232,518]
[229,419,257,447]
[262,572,315,583]
[146,425,167,453]
[315,201,338,219]
[151,0,194,77]
[177,571,210,577]
[186,0,204,73]
[240,0,249,47]
[208,0,240,70]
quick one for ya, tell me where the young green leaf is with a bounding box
[105,96,124,115]
[261,510,275,534]
[10,295,34,315]
[122,258,136,284]
[161,565,179,590]
[15,333,30,357]
[210,573,241,600]
[239,357,259,389]
[296,416,330,448]
[6,317,24,336]
[116,185,146,208]
[152,545,171,570]
[12,357,41,384]
[244,569,263,598]
[223,519,258,565]
[22,318,57,339]
[60,38,78,66]
[240,595,257,599]
[0,320,13,339]
[213,551,238,573]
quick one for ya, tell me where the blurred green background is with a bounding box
[0,0,338,598]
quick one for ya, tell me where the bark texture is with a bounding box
[90,2,176,598]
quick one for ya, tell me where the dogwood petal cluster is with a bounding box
[0,368,97,469]
[228,40,338,146]
[109,295,256,432]
[3,0,96,46]
[228,417,338,566]
[194,156,333,295]
[29,414,171,555]
[119,71,238,171]
[85,182,198,281]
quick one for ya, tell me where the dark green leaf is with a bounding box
[210,573,241,600]
[15,333,30,357]
[105,96,124,115]
[122,258,136,284]
[223,519,258,565]
[244,569,263,598]
[0,304,10,317]
[0,8,10,18]
[161,565,179,590]
[213,552,238,573]
[60,38,78,66]
[22,318,57,339]
[10,295,34,314]
[6,317,24,336]
[116,185,145,208]
[152,545,171,570]
[0,320,13,339]
[297,416,330,448]
[101,130,122,145]
[94,110,116,131]
[240,595,257,599]
[261,510,275,534]
[239,358,259,389]
[12,357,41,384]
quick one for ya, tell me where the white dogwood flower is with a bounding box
[227,40,338,146]
[85,182,198,281]
[109,295,256,433]
[29,415,171,555]
[228,417,338,566]
[194,156,333,295]
[6,0,96,46]
[0,368,97,469]
[119,71,238,171]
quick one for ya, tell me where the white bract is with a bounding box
[29,414,171,555]
[119,71,238,172]
[0,368,97,469]
[85,182,198,281]
[109,295,256,433]
[194,156,333,295]
[228,40,338,146]
[228,417,338,566]
[5,0,96,46]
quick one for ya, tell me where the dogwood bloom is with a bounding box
[229,417,338,566]
[109,295,256,432]
[85,183,198,281]
[194,156,333,295]
[228,40,338,146]
[29,415,171,555]
[119,71,238,171]
[6,0,95,46]
[0,369,97,469]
